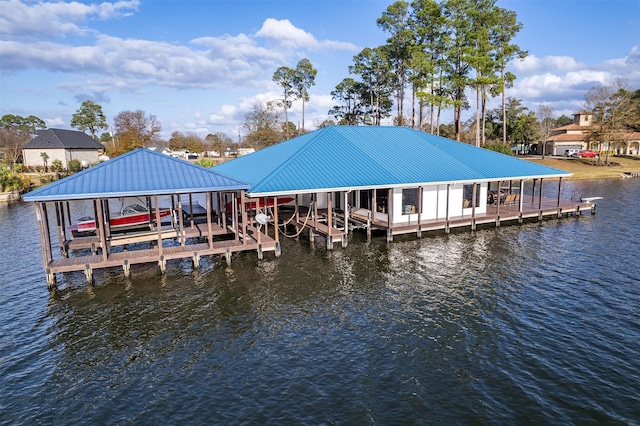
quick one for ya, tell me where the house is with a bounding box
[544,111,640,156]
[224,147,255,157]
[22,128,105,168]
[147,145,172,156]
[215,126,587,246]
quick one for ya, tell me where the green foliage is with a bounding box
[70,100,108,138]
[484,142,512,155]
[0,163,31,192]
[51,159,63,172]
[195,158,217,168]
[0,114,46,133]
[68,159,82,172]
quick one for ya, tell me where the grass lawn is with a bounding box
[524,156,640,179]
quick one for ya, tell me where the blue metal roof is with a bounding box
[23,148,249,202]
[214,126,571,196]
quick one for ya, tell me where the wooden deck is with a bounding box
[51,222,279,283]
[361,196,595,240]
[291,208,347,249]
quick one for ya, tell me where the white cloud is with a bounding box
[45,116,65,127]
[0,0,139,38]
[510,54,583,74]
[255,18,357,51]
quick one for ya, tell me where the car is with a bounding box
[565,149,580,157]
[572,150,600,159]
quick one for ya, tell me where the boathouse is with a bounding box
[215,126,597,248]
[23,148,281,287]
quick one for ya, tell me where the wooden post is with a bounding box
[186,194,193,228]
[417,186,423,237]
[531,179,537,204]
[471,183,477,231]
[274,196,279,244]
[387,188,392,229]
[177,195,185,245]
[313,193,318,230]
[518,180,525,223]
[35,203,53,286]
[207,191,214,249]
[496,180,501,227]
[155,197,163,258]
[65,201,72,227]
[327,192,333,250]
[538,178,544,210]
[445,184,451,233]
[371,189,376,221]
[232,192,239,240]
[54,202,65,254]
[222,193,227,231]
[97,199,108,261]
[557,178,563,219]
[557,178,563,207]
[42,203,54,265]
[240,191,248,245]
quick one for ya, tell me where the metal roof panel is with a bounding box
[214,126,571,195]
[23,148,250,202]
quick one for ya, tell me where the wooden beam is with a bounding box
[240,191,248,245]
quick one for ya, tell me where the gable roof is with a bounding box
[214,126,571,196]
[22,128,105,150]
[23,148,249,202]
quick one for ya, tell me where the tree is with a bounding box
[111,110,161,155]
[205,132,234,155]
[70,100,108,139]
[584,78,640,165]
[377,0,413,126]
[329,78,367,125]
[272,66,298,140]
[316,119,336,128]
[409,0,448,132]
[40,152,49,171]
[293,58,317,132]
[350,47,394,125]
[491,7,526,144]
[537,104,555,158]
[555,114,572,127]
[243,101,283,149]
[0,114,46,165]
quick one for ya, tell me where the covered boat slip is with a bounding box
[23,149,280,287]
[33,192,280,286]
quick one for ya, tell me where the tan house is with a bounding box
[22,128,105,169]
[543,111,640,156]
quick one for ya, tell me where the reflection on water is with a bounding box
[1,179,640,424]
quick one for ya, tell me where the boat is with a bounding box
[226,197,295,212]
[75,204,173,232]
[580,196,603,203]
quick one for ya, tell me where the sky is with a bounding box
[1,0,639,141]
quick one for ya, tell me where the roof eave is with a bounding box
[246,173,573,197]
[22,185,250,202]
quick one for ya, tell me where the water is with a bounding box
[1,179,639,425]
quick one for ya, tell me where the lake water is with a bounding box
[1,179,639,425]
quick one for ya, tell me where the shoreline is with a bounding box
[524,156,640,180]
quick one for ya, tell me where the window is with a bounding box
[402,188,419,215]
[463,184,479,208]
